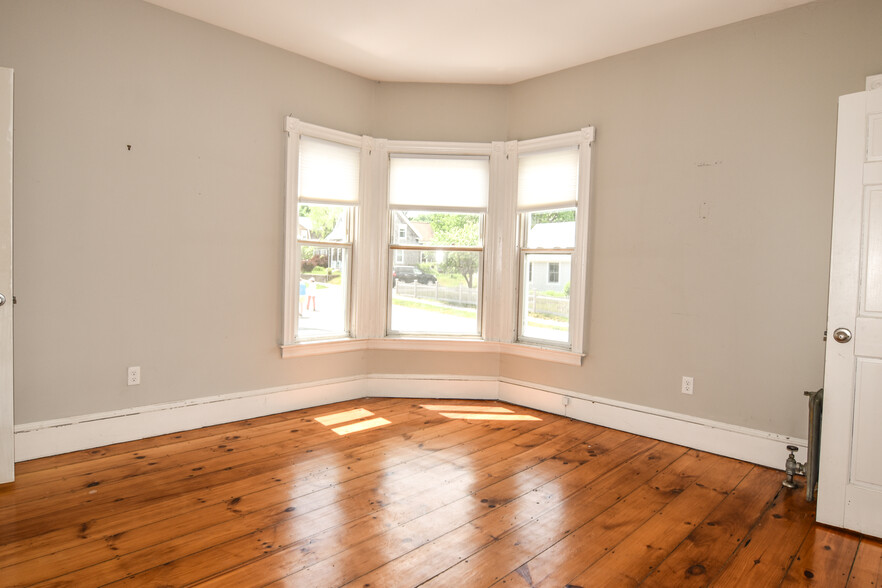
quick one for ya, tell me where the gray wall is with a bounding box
[503,0,882,437]
[1,0,880,438]
[0,0,382,421]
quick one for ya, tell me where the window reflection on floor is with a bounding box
[315,408,392,435]
[315,408,375,426]
[420,405,514,414]
[331,417,392,436]
[421,404,541,421]
[438,412,540,421]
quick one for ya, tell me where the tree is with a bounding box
[412,213,480,287]
[440,251,479,288]
[300,205,341,240]
[530,209,575,228]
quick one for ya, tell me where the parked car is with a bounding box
[392,266,437,285]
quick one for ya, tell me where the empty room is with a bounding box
[1,0,882,585]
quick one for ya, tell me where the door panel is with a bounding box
[852,359,882,487]
[863,188,882,311]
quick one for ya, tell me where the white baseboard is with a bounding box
[13,377,363,462]
[365,374,499,400]
[14,374,805,471]
[498,378,807,470]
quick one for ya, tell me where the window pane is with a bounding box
[390,250,480,336]
[392,210,481,247]
[525,208,576,249]
[298,245,349,339]
[298,204,349,242]
[520,252,570,345]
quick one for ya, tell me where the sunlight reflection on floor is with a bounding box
[331,417,392,436]
[421,404,541,421]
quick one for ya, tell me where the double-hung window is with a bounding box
[283,119,362,343]
[386,151,489,337]
[516,132,591,351]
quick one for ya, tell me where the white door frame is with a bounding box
[0,67,13,484]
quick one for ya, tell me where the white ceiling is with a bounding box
[145,0,815,85]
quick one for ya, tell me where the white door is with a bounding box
[818,74,882,538]
[0,67,13,484]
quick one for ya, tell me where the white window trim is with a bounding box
[382,139,494,339]
[281,337,582,366]
[511,127,594,354]
[282,117,368,345]
[280,119,594,365]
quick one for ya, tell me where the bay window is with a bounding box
[281,118,594,364]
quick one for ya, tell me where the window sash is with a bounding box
[518,250,572,347]
[297,245,352,340]
[388,248,483,337]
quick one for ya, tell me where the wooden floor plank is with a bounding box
[0,397,423,516]
[0,397,870,588]
[848,536,882,586]
[128,419,608,587]
[1,398,407,507]
[709,485,817,588]
[558,452,753,588]
[781,525,861,586]
[32,411,572,586]
[2,414,529,585]
[0,399,451,544]
[194,428,638,588]
[0,401,481,566]
[490,449,723,588]
[639,465,783,587]
[363,441,689,588]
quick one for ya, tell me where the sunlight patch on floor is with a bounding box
[331,417,392,436]
[421,404,541,421]
[314,407,392,435]
[315,408,375,426]
[438,412,541,421]
[420,405,514,413]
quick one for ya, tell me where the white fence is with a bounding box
[395,282,478,307]
[395,282,569,318]
[527,293,569,319]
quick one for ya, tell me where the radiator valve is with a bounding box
[783,445,806,489]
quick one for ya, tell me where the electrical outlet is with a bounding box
[561,396,570,406]
[127,366,141,386]
[681,376,694,395]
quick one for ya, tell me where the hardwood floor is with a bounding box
[1,397,880,587]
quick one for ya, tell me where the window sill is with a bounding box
[281,338,583,366]
[280,338,369,358]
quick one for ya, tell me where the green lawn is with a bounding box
[392,298,476,318]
